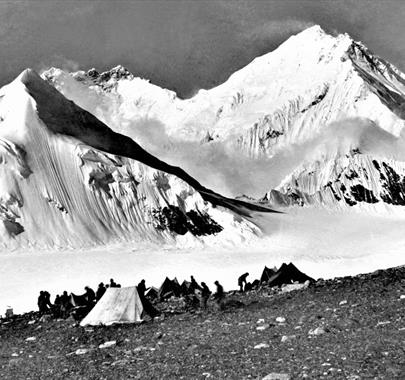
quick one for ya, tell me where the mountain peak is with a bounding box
[299,24,327,36]
[85,65,134,82]
[17,68,43,86]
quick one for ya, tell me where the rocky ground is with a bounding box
[1,266,405,380]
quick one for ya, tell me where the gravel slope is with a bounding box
[1,266,404,379]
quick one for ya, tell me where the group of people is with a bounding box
[37,273,251,318]
[95,278,122,301]
[37,278,122,318]
[38,290,72,318]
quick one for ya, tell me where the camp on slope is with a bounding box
[266,263,315,287]
[260,266,277,283]
[80,286,143,326]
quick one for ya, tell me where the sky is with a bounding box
[0,0,404,98]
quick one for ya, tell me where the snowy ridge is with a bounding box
[267,153,405,210]
[0,69,264,249]
[40,25,405,209]
[42,25,404,150]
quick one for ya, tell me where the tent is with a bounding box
[69,293,88,307]
[145,286,159,300]
[158,277,182,300]
[180,280,192,295]
[260,266,276,283]
[80,286,143,326]
[267,263,314,288]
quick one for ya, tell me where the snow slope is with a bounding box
[0,69,266,249]
[42,26,405,204]
[3,207,405,314]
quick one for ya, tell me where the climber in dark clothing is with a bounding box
[37,291,48,314]
[137,279,159,321]
[60,291,70,318]
[43,291,53,308]
[200,282,211,309]
[96,283,106,301]
[84,286,96,305]
[190,276,202,293]
[54,294,61,306]
[109,278,118,288]
[238,272,249,292]
[213,281,225,310]
[53,294,62,318]
[137,279,146,298]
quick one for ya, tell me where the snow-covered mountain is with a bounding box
[0,69,267,249]
[41,25,405,210]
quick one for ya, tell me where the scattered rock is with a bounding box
[11,353,19,357]
[308,327,326,336]
[39,315,51,323]
[111,359,128,366]
[256,324,270,331]
[339,300,348,306]
[99,341,116,349]
[27,320,36,325]
[399,295,405,300]
[25,336,36,342]
[281,282,309,293]
[133,346,149,352]
[254,343,270,349]
[75,348,90,355]
[376,321,391,327]
[262,373,290,380]
[276,317,286,323]
[257,319,265,324]
[281,335,296,343]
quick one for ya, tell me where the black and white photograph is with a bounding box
[0,0,404,378]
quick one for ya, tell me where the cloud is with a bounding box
[247,19,314,43]
[38,56,80,75]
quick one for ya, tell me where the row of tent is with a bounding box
[80,262,314,326]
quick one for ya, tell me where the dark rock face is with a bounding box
[350,184,378,204]
[270,156,405,208]
[3,219,24,236]
[376,162,405,205]
[300,86,329,113]
[152,206,223,236]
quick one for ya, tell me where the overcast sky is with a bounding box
[0,0,404,97]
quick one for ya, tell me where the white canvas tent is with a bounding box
[80,286,144,326]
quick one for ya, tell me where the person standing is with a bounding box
[213,281,225,310]
[137,279,146,298]
[238,272,249,292]
[200,282,211,310]
[37,291,47,314]
[84,286,96,305]
[96,283,106,301]
[190,276,202,293]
